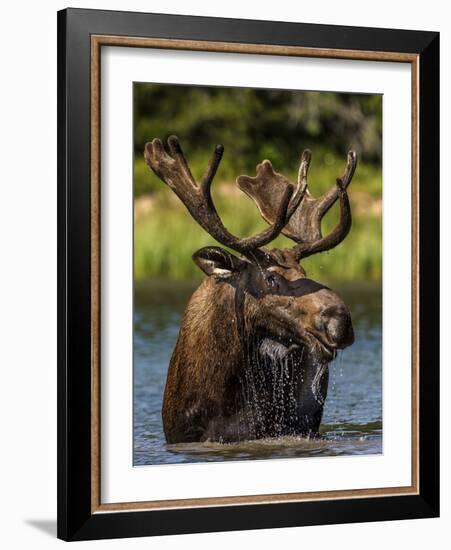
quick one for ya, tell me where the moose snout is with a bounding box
[318,305,354,349]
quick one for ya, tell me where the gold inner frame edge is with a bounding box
[90,34,420,514]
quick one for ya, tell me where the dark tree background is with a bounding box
[134,83,382,195]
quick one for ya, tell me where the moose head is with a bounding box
[145,136,357,443]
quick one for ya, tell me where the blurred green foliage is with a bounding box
[134,194,382,282]
[133,83,382,281]
[134,83,382,196]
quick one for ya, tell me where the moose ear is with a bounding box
[192,247,247,278]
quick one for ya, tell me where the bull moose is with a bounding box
[144,136,357,444]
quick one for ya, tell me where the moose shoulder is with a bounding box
[145,136,357,444]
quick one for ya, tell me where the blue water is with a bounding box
[133,280,382,465]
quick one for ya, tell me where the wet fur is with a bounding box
[162,276,330,443]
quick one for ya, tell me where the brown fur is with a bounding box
[162,278,242,442]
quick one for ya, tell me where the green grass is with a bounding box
[134,188,382,282]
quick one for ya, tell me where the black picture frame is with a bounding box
[57,7,439,541]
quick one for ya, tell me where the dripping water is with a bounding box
[239,336,329,439]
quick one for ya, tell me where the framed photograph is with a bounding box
[57,8,439,541]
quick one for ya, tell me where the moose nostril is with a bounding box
[320,307,354,347]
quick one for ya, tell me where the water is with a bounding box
[134,280,382,465]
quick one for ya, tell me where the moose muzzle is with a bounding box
[318,305,354,349]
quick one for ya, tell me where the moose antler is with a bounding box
[144,136,306,262]
[237,150,357,261]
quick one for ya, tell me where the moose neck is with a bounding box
[175,277,244,377]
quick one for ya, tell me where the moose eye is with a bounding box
[265,273,278,288]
